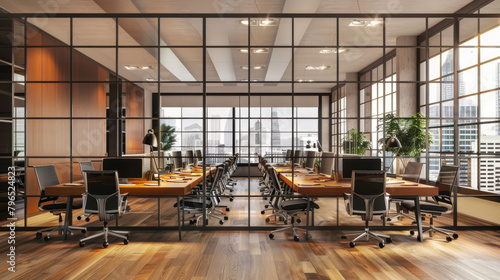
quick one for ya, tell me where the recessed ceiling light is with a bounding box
[305,65,331,71]
[125,65,153,70]
[296,79,314,83]
[240,19,258,26]
[259,18,279,26]
[349,19,382,27]
[241,65,266,70]
[319,48,348,54]
[239,48,269,54]
[241,79,260,82]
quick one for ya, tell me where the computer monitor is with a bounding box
[293,150,302,165]
[195,150,202,163]
[285,149,292,162]
[171,151,183,171]
[186,150,194,165]
[102,158,143,184]
[319,152,334,177]
[342,158,382,179]
[305,151,316,169]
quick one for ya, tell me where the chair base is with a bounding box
[342,228,391,248]
[269,216,309,242]
[412,225,459,241]
[37,225,87,240]
[79,226,129,248]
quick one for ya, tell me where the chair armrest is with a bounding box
[119,193,129,214]
[343,193,351,215]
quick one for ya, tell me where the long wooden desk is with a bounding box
[44,168,212,240]
[279,172,439,242]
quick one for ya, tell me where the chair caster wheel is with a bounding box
[189,220,196,225]
[261,211,265,214]
[294,236,299,242]
[307,234,312,239]
[387,218,392,222]
[226,208,230,212]
[381,215,385,220]
[81,229,87,234]
[205,219,209,225]
[340,235,347,239]
[410,231,415,236]
[123,239,129,245]
[36,232,42,239]
[230,198,233,202]
[219,220,224,225]
[296,218,301,224]
[265,205,269,209]
[263,197,267,200]
[77,216,82,220]
[269,233,274,240]
[265,218,270,223]
[85,217,90,222]
[349,242,355,248]
[283,220,288,225]
[224,216,228,220]
[386,238,392,244]
[446,236,453,242]
[103,242,109,248]
[379,242,385,248]
[44,236,50,241]
[79,241,85,247]
[453,233,458,239]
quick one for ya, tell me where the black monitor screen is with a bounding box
[342,158,381,179]
[319,152,334,176]
[102,158,143,179]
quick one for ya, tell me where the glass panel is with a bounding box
[118,18,159,46]
[480,90,500,119]
[458,67,478,96]
[73,18,116,46]
[296,18,336,46]
[479,59,500,92]
[160,18,202,46]
[339,18,383,46]
[207,18,247,46]
[459,37,478,70]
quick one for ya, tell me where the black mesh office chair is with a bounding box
[401,165,459,241]
[268,167,319,242]
[79,171,129,248]
[293,150,302,166]
[34,165,87,241]
[77,161,95,222]
[195,150,202,164]
[386,162,424,222]
[285,149,292,163]
[342,170,391,248]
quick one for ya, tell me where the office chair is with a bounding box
[285,149,292,163]
[386,162,424,222]
[268,167,319,242]
[79,171,129,248]
[195,150,202,165]
[341,170,391,248]
[34,165,87,241]
[293,150,302,166]
[401,165,460,241]
[77,161,95,222]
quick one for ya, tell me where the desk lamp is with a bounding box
[143,129,160,186]
[385,135,402,172]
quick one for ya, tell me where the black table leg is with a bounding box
[414,197,423,242]
[62,197,73,240]
[177,196,182,241]
[306,196,310,241]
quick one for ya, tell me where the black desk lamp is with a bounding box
[385,135,402,172]
[143,129,160,186]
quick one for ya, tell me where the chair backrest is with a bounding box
[34,165,60,191]
[434,165,459,206]
[195,150,202,162]
[268,167,283,209]
[172,151,183,169]
[83,171,121,221]
[402,162,424,183]
[350,170,387,220]
[79,161,94,174]
[186,150,194,165]
[293,150,302,165]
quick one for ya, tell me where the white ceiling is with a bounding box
[0,0,497,93]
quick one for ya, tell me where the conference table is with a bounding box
[276,167,439,242]
[44,167,214,240]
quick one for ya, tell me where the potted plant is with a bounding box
[378,112,432,173]
[160,124,177,151]
[342,128,371,156]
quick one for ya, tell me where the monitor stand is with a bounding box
[119,178,134,185]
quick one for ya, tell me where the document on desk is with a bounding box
[167,179,186,183]
[63,183,83,186]
[386,180,405,184]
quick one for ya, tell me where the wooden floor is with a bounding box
[1,229,500,279]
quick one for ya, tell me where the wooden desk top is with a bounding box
[279,173,438,197]
[45,168,211,197]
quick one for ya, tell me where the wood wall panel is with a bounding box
[124,83,145,154]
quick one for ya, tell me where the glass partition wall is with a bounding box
[0,13,498,232]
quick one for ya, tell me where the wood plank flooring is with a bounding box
[1,229,500,279]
